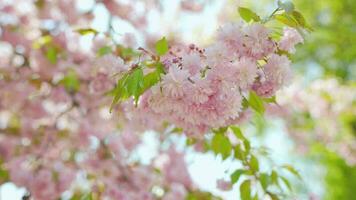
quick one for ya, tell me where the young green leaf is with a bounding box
[32,35,52,49]
[110,73,130,111]
[231,169,246,184]
[60,69,80,93]
[142,63,165,91]
[97,46,112,57]
[230,126,245,140]
[274,13,298,28]
[259,173,270,191]
[117,45,141,61]
[280,176,292,191]
[268,192,280,200]
[240,179,251,200]
[282,165,302,179]
[271,170,279,185]
[126,68,144,103]
[292,11,313,31]
[249,155,259,172]
[263,96,277,104]
[211,133,232,160]
[155,37,169,56]
[248,91,265,114]
[238,7,261,22]
[75,28,98,36]
[45,46,58,64]
[229,126,250,153]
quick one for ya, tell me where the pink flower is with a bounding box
[161,147,193,188]
[163,183,187,200]
[94,54,126,76]
[89,73,113,94]
[181,52,202,75]
[30,169,58,200]
[279,27,304,53]
[252,80,276,98]
[217,22,244,49]
[241,23,275,59]
[233,58,258,90]
[216,179,232,191]
[161,67,190,98]
[264,54,293,88]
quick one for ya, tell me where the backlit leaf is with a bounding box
[240,179,251,200]
[231,169,247,184]
[212,133,232,160]
[248,91,265,114]
[75,28,99,35]
[238,7,261,22]
[155,37,169,56]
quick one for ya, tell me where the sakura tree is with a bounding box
[0,0,310,199]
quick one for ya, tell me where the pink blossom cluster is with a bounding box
[120,23,303,136]
[0,0,305,199]
[0,1,202,199]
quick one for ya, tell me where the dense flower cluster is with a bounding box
[0,1,210,199]
[0,0,306,199]
[270,78,356,165]
[115,23,303,136]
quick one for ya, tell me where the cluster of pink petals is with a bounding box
[126,22,302,136]
[0,1,198,200]
[279,27,304,53]
[0,0,305,199]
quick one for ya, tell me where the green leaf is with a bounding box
[249,155,259,172]
[240,179,251,200]
[155,37,169,56]
[75,28,98,35]
[230,126,250,153]
[143,63,165,91]
[259,173,270,191]
[117,45,140,61]
[282,165,302,179]
[110,73,130,111]
[242,97,249,110]
[248,91,265,114]
[271,170,279,185]
[60,69,80,93]
[110,63,164,110]
[32,35,52,49]
[126,68,144,103]
[0,166,9,182]
[263,96,277,104]
[238,7,261,22]
[234,145,246,160]
[274,13,298,28]
[45,46,58,64]
[292,11,313,31]
[268,193,280,200]
[211,133,232,160]
[277,0,295,13]
[231,169,246,184]
[230,126,245,140]
[186,190,223,200]
[97,46,112,57]
[280,176,292,191]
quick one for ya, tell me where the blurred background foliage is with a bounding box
[287,0,356,198]
[293,0,356,81]
[311,145,356,200]
[237,0,356,199]
[242,0,356,81]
